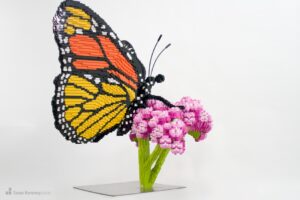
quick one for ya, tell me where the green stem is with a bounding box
[149,149,170,185]
[145,145,163,169]
[137,138,151,192]
[143,145,162,190]
[138,140,170,192]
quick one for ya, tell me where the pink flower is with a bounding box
[151,110,170,123]
[147,99,167,110]
[168,107,182,118]
[183,112,196,126]
[139,107,153,119]
[146,99,157,108]
[171,119,185,128]
[150,125,164,138]
[198,132,207,141]
[196,121,212,134]
[130,97,213,155]
[148,117,159,128]
[199,110,211,122]
[129,132,137,142]
[176,96,202,112]
[168,119,186,139]
[163,122,172,130]
[159,135,172,149]
[133,113,143,123]
[169,127,183,139]
[134,120,149,139]
[171,140,185,155]
[195,110,212,134]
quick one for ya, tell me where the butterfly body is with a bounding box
[52,0,174,143]
[116,74,167,136]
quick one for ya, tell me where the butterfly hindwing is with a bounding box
[52,73,136,143]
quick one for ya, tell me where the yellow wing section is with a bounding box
[55,74,134,143]
[60,5,93,35]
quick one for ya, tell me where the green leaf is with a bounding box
[188,130,201,141]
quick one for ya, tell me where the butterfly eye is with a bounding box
[155,74,165,83]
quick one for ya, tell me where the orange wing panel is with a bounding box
[70,35,103,57]
[107,70,137,90]
[73,60,109,70]
[98,36,138,83]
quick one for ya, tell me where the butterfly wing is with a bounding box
[52,0,145,143]
[53,0,146,90]
[52,73,136,143]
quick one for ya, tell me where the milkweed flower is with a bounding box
[130,97,212,154]
[159,135,172,149]
[171,140,185,155]
[150,125,164,142]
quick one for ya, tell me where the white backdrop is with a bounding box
[0,0,299,199]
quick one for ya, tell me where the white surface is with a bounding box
[0,0,300,199]
[74,181,185,196]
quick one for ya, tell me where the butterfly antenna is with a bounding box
[148,34,162,77]
[150,43,171,76]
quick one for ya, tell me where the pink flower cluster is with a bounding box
[130,97,212,155]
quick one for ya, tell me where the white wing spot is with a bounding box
[108,78,119,84]
[126,52,132,60]
[92,18,98,27]
[76,29,83,34]
[94,78,101,84]
[65,47,70,53]
[60,48,65,55]
[91,25,96,33]
[118,40,124,47]
[84,74,93,79]
[110,32,117,39]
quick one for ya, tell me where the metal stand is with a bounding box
[74,181,185,197]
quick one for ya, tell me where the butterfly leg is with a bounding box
[145,95,184,109]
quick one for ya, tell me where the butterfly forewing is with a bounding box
[53,0,145,88]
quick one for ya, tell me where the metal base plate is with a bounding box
[74,181,185,197]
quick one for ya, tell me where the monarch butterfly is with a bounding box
[52,0,177,143]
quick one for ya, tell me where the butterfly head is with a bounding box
[140,74,165,95]
[145,74,165,85]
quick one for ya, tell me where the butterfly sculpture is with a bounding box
[52,0,177,143]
